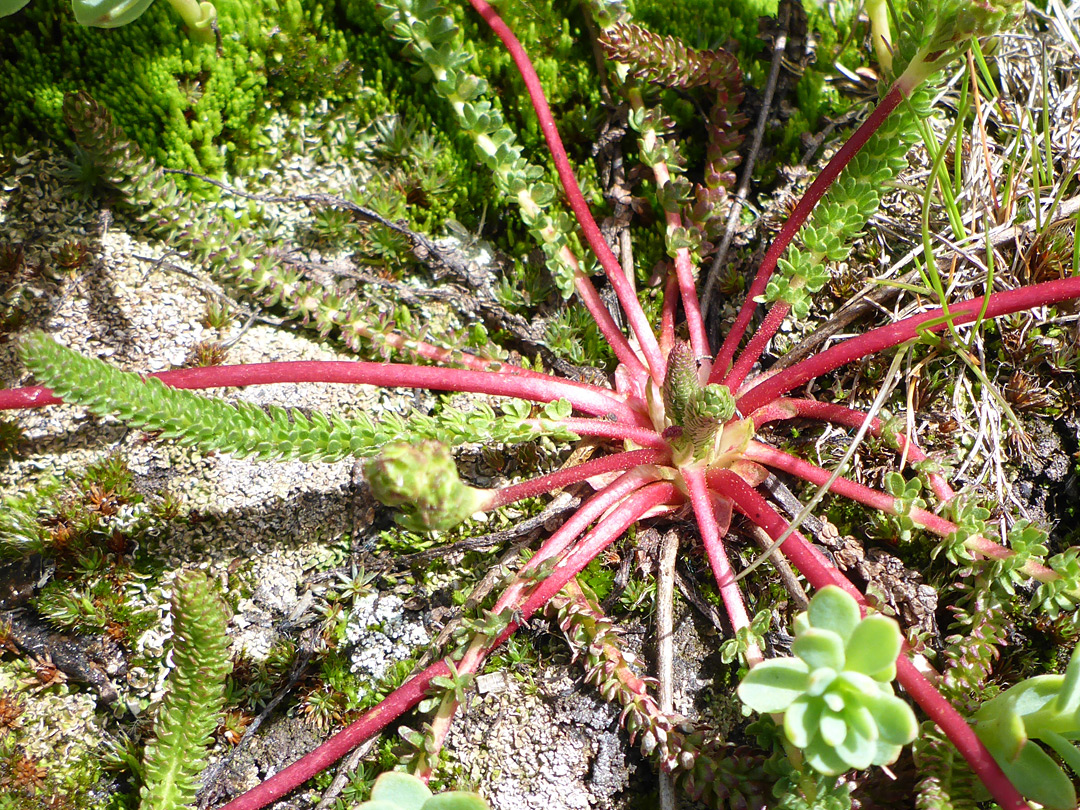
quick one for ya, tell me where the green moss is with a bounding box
[634,0,865,174]
[0,0,351,182]
[633,0,776,59]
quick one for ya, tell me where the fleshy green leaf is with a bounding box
[784,695,822,748]
[992,740,1077,810]
[863,692,918,746]
[1053,646,1080,716]
[72,0,156,26]
[819,708,848,747]
[1040,730,1080,778]
[804,734,849,776]
[870,740,903,768]
[370,772,433,810]
[423,793,491,810]
[0,0,31,17]
[976,704,1029,762]
[807,586,861,642]
[1008,676,1064,718]
[844,614,902,678]
[737,659,809,713]
[793,627,846,672]
[836,718,876,770]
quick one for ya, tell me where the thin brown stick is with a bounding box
[747,524,807,610]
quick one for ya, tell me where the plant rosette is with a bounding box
[358,772,489,810]
[737,586,918,775]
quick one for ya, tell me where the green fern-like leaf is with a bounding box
[599,21,740,92]
[913,723,986,810]
[139,570,231,810]
[20,333,575,461]
[377,0,582,299]
[764,86,932,315]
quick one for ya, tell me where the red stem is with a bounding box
[493,467,659,614]
[530,416,666,448]
[219,475,671,810]
[488,481,680,649]
[574,270,650,383]
[217,660,451,810]
[2,359,651,428]
[710,82,907,384]
[744,440,1060,582]
[737,275,1080,415]
[751,398,955,502]
[744,440,955,535]
[709,469,1029,810]
[683,465,759,661]
[425,479,678,764]
[659,269,679,359]
[489,448,668,508]
[722,301,789,392]
[466,0,666,380]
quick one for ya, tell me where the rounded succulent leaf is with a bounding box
[804,734,849,776]
[737,658,809,713]
[863,692,918,746]
[739,586,917,776]
[783,695,822,748]
[72,0,156,26]
[819,708,848,747]
[0,0,32,17]
[836,717,876,770]
[423,793,491,810]
[793,627,846,672]
[806,585,860,642]
[870,740,903,769]
[845,704,877,744]
[368,772,433,810]
[844,614,902,678]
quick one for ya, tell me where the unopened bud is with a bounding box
[366,441,491,531]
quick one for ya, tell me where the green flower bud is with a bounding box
[365,441,491,532]
[662,341,699,427]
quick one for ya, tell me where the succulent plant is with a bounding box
[357,772,489,810]
[737,586,918,775]
[972,645,1080,810]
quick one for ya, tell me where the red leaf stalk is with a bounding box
[683,465,761,664]
[217,660,451,810]
[710,82,908,384]
[737,276,1080,414]
[709,469,1029,810]
[466,0,667,380]
[3,359,649,427]
[489,448,669,508]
